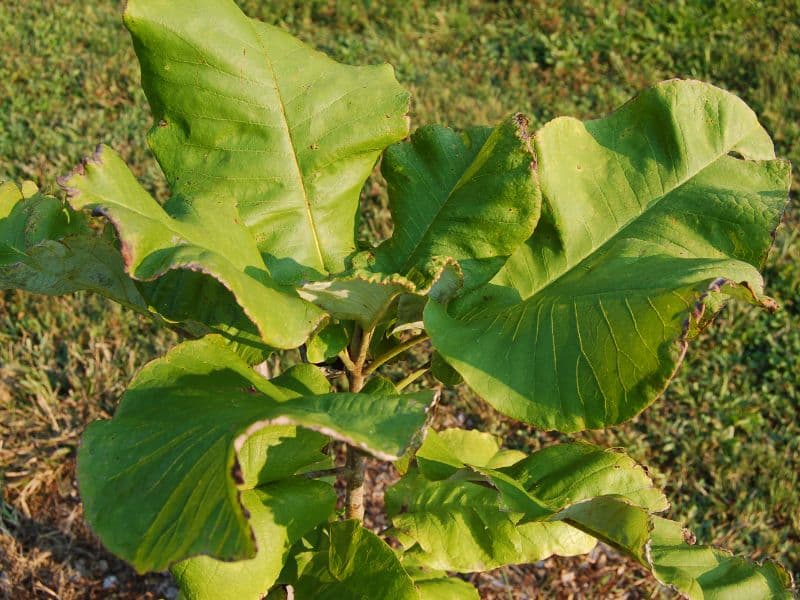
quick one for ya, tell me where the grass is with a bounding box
[1,0,798,597]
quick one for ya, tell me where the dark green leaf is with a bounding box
[306,322,350,364]
[369,117,540,293]
[290,520,419,600]
[430,351,462,386]
[0,182,146,311]
[78,338,432,572]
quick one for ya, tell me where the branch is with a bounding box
[341,324,375,521]
[302,466,350,479]
[337,350,356,372]
[347,325,374,394]
[344,448,367,520]
[364,333,429,375]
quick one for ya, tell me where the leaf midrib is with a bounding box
[249,20,326,273]
[525,124,762,302]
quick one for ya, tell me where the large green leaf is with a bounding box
[426,80,791,431]
[124,0,410,283]
[172,478,335,600]
[387,469,539,572]
[307,115,541,331]
[364,117,540,293]
[404,566,479,600]
[385,431,663,572]
[172,370,335,599]
[647,516,794,599]
[0,181,146,311]
[387,430,793,598]
[385,431,649,571]
[495,442,669,516]
[289,520,419,600]
[552,495,653,563]
[60,145,325,349]
[78,338,432,572]
[0,183,272,362]
[554,498,794,599]
[234,422,331,489]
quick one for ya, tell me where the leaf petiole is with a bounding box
[364,333,429,376]
[396,367,429,391]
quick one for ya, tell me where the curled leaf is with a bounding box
[427,80,791,431]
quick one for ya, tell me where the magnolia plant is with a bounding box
[1,0,794,598]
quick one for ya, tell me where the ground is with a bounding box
[0,1,798,598]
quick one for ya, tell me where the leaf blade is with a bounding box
[426,80,791,431]
[369,117,540,293]
[0,185,147,310]
[647,517,794,599]
[386,432,664,572]
[124,0,410,281]
[171,478,336,600]
[78,339,431,572]
[60,145,325,349]
[290,520,419,600]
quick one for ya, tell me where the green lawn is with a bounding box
[1,1,798,596]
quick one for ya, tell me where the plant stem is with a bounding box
[302,466,349,479]
[364,333,429,376]
[343,324,373,521]
[344,448,367,520]
[337,350,356,372]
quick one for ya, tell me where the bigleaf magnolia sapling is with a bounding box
[0,0,794,597]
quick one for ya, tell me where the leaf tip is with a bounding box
[57,163,85,198]
[57,144,111,198]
